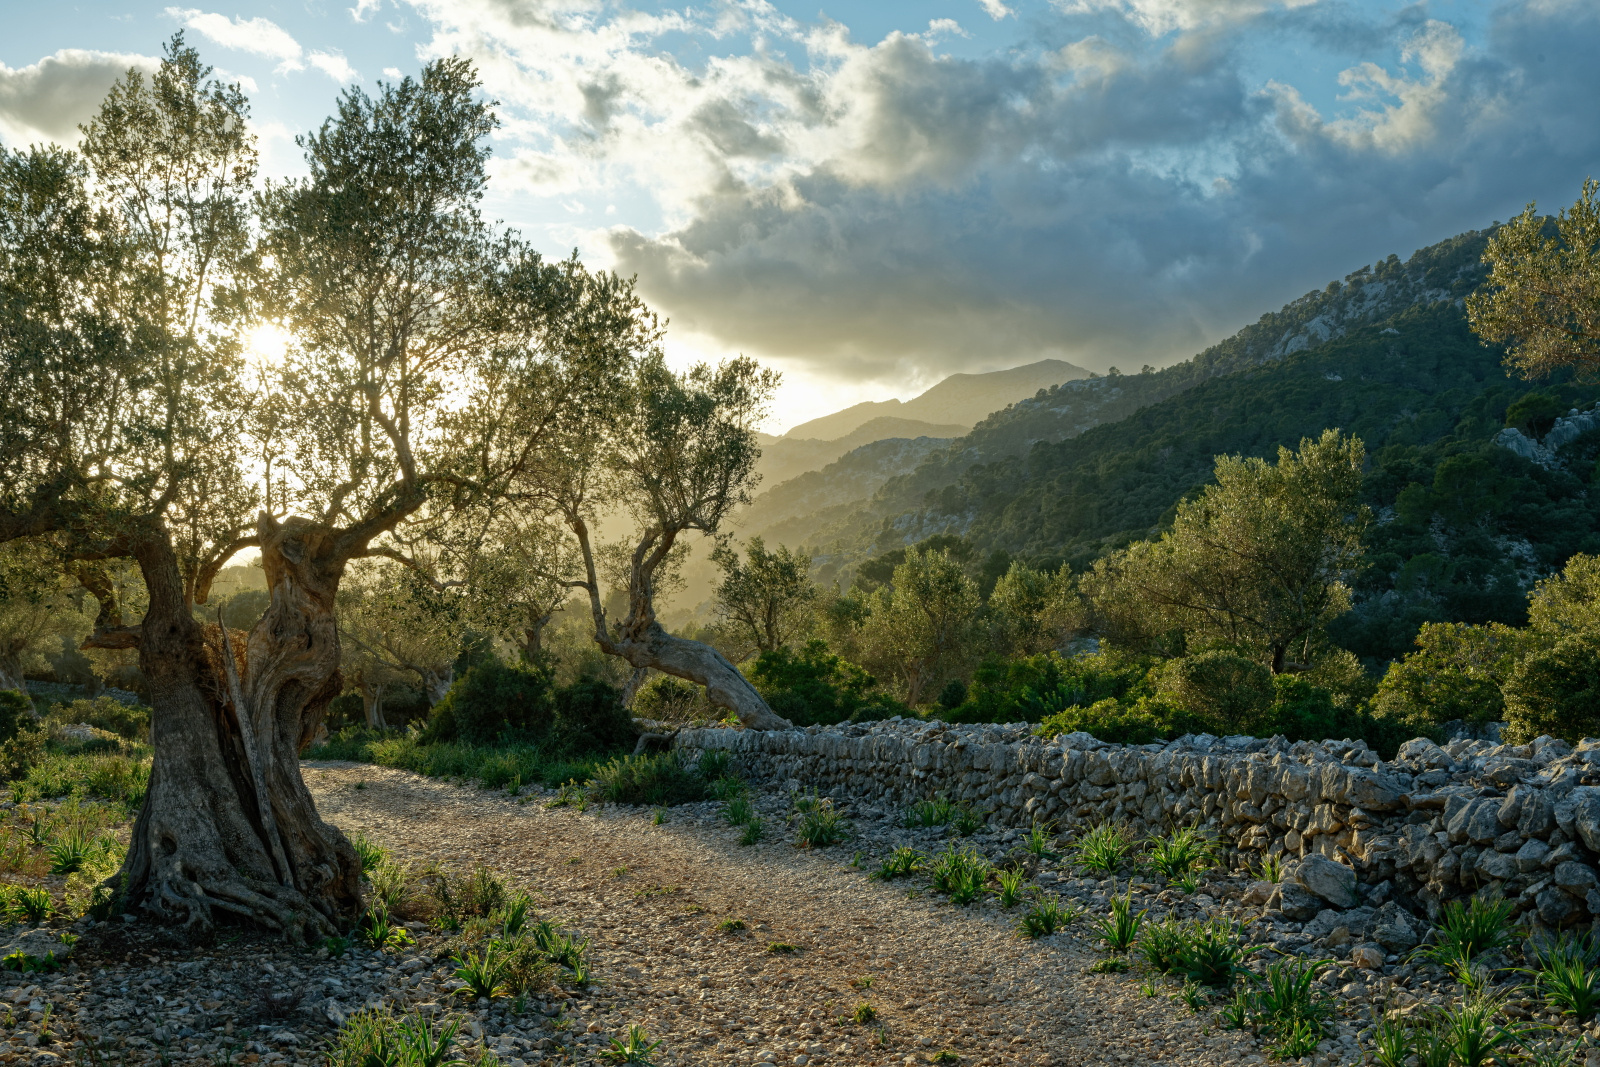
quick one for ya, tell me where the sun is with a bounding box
[244,323,291,369]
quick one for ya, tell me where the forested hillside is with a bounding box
[792,228,1600,665]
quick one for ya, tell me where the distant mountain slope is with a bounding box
[753,416,967,487]
[784,230,1498,563]
[784,359,1090,442]
[737,435,956,545]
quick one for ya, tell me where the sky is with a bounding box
[3,0,1599,433]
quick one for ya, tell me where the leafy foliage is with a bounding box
[749,641,908,726]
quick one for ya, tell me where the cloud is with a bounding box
[308,51,359,83]
[976,0,1013,19]
[0,49,156,147]
[352,0,383,22]
[164,8,304,71]
[400,0,1600,383]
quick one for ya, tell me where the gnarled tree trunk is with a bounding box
[114,517,360,937]
[0,662,27,697]
[607,621,792,731]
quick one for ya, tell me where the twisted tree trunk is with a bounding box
[113,517,360,937]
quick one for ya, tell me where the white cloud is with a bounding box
[308,51,359,83]
[0,49,156,147]
[395,0,1600,383]
[1051,0,1318,35]
[164,8,304,71]
[927,19,971,39]
[352,0,383,22]
[976,0,1013,18]
[383,67,403,79]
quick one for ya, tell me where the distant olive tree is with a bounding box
[1084,430,1368,673]
[710,537,817,661]
[1468,178,1600,378]
[860,547,983,706]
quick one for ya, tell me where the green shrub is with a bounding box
[423,662,555,745]
[1503,634,1600,744]
[1369,622,1524,728]
[43,696,150,741]
[1035,697,1185,745]
[750,641,909,726]
[1156,652,1274,734]
[632,676,707,723]
[946,651,1155,725]
[589,751,708,806]
[0,691,29,747]
[551,678,636,755]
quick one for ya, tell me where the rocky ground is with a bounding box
[3,760,1596,1067]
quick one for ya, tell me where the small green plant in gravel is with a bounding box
[929,844,990,906]
[738,818,765,846]
[328,1008,470,1067]
[1088,957,1128,974]
[1521,1039,1582,1067]
[1138,916,1186,975]
[1071,823,1135,875]
[601,1025,663,1066]
[1370,1012,1414,1067]
[1246,956,1334,1050]
[767,941,798,954]
[1268,1018,1321,1060]
[651,807,668,825]
[1019,821,1058,860]
[323,935,351,959]
[852,1002,877,1024]
[1174,918,1243,988]
[5,885,52,925]
[1145,827,1214,886]
[872,846,925,881]
[794,804,850,848]
[453,944,512,1001]
[904,795,956,828]
[708,776,747,802]
[46,828,100,876]
[350,832,389,873]
[1529,952,1600,1020]
[1175,980,1208,1013]
[360,901,415,951]
[950,805,984,837]
[993,867,1027,908]
[1016,897,1079,939]
[1250,854,1285,883]
[1091,891,1143,953]
[718,919,746,933]
[1217,989,1250,1030]
[791,789,824,814]
[1413,894,1518,974]
[722,796,753,826]
[1435,992,1536,1067]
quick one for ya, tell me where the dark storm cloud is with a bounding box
[605,0,1600,380]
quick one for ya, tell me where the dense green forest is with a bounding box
[798,234,1600,668]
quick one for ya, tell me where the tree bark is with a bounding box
[0,663,27,697]
[114,517,360,938]
[362,681,388,730]
[607,622,791,730]
[420,666,453,707]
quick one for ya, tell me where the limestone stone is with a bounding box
[1277,881,1323,921]
[1295,854,1359,908]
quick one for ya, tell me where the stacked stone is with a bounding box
[675,720,1600,929]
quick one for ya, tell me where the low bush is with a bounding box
[0,691,29,747]
[421,661,556,746]
[306,728,607,791]
[43,696,150,741]
[750,641,909,726]
[588,751,711,806]
[945,651,1154,725]
[632,676,709,723]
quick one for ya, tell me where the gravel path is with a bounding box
[305,762,1269,1067]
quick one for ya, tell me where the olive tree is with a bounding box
[860,547,983,705]
[534,355,794,729]
[1084,430,1368,673]
[1468,179,1600,378]
[0,44,639,935]
[710,536,817,661]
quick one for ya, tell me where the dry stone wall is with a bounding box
[676,719,1600,930]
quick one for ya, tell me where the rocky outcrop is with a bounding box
[676,720,1600,928]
